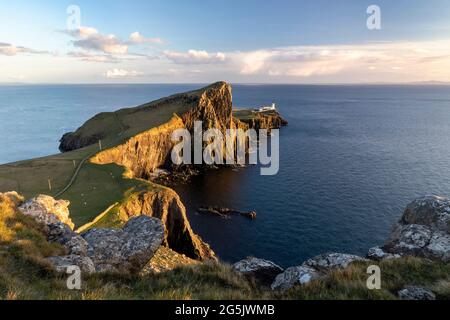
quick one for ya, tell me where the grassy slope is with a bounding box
[1,196,449,300]
[0,90,194,228]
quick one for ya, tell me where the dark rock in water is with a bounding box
[198,206,257,220]
[398,286,436,300]
[233,257,283,286]
[82,216,164,273]
[384,195,450,262]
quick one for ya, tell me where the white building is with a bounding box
[259,103,277,112]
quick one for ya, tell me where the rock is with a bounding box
[367,247,400,261]
[398,286,436,300]
[1,191,24,206]
[271,266,320,291]
[82,216,164,273]
[141,246,199,274]
[46,255,95,274]
[233,257,283,286]
[47,222,77,244]
[401,195,450,233]
[303,253,368,272]
[426,231,450,262]
[65,235,89,256]
[385,224,432,255]
[383,196,450,262]
[18,195,74,230]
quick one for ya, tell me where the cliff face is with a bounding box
[90,116,185,179]
[117,188,216,261]
[237,111,288,131]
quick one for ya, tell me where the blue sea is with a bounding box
[1,84,450,267]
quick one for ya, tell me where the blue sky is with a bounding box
[1,0,450,83]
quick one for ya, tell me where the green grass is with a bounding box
[0,87,197,228]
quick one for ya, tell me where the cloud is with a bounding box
[104,68,143,78]
[0,42,48,56]
[67,51,119,63]
[129,32,164,45]
[164,49,226,64]
[226,41,450,80]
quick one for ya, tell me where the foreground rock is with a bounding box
[82,216,164,273]
[46,255,95,274]
[398,286,436,300]
[233,257,283,286]
[384,195,450,262]
[271,266,319,291]
[18,194,74,230]
[141,246,199,274]
[303,253,368,272]
[367,247,400,261]
[271,253,367,291]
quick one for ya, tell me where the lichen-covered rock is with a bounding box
[82,216,164,273]
[271,266,320,291]
[367,247,400,261]
[233,257,283,286]
[384,196,450,262]
[141,246,199,274]
[303,253,368,272]
[46,255,95,274]
[401,195,450,233]
[18,195,74,230]
[398,286,436,300]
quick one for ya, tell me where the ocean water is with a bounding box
[1,84,450,267]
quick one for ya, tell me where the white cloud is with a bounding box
[104,68,143,78]
[0,42,47,56]
[130,32,164,45]
[164,49,226,64]
[68,51,119,63]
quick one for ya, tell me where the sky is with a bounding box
[1,0,450,84]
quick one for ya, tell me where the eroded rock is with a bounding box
[398,286,436,300]
[271,266,320,291]
[233,257,283,286]
[46,255,95,274]
[367,246,400,261]
[82,216,164,273]
[303,253,368,272]
[19,195,74,230]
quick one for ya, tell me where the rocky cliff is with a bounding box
[117,187,215,261]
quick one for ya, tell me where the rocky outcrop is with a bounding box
[398,286,436,300]
[303,253,368,272]
[233,257,283,286]
[18,195,74,230]
[271,266,320,291]
[383,195,450,262]
[270,253,367,291]
[117,188,216,261]
[46,255,95,274]
[237,111,288,132]
[142,246,199,274]
[367,246,400,261]
[81,216,164,273]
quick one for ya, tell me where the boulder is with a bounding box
[18,195,74,230]
[367,247,400,261]
[233,257,283,286]
[82,216,164,273]
[383,196,450,262]
[271,266,320,291]
[401,195,450,233]
[303,253,368,272]
[46,255,95,274]
[398,286,436,300]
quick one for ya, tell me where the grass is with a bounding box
[0,87,196,228]
[1,195,449,300]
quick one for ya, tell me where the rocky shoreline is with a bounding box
[232,195,450,298]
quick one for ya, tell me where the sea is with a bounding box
[1,83,450,267]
